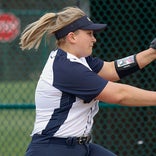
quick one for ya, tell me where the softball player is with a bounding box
[19,6,156,156]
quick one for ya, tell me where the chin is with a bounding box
[89,50,92,55]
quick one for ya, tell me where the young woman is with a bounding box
[20,6,156,156]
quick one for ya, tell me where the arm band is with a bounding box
[114,54,140,79]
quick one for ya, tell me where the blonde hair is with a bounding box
[19,7,86,50]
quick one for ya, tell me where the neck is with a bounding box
[58,45,80,58]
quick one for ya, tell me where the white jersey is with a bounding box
[31,49,108,138]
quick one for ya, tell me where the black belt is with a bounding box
[32,134,91,145]
[76,136,91,144]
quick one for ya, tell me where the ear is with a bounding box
[66,32,76,43]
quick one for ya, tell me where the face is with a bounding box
[73,30,96,57]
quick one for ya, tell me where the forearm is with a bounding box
[113,48,156,79]
[99,38,156,81]
[136,48,156,69]
[118,84,156,106]
[96,82,156,107]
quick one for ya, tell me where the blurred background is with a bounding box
[0,0,155,155]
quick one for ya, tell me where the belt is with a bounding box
[76,136,91,144]
[32,134,91,145]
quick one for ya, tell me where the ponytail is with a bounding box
[20,13,57,50]
[19,7,85,50]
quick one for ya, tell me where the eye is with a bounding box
[87,31,93,36]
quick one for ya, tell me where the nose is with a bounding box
[92,35,96,43]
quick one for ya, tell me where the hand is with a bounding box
[150,38,156,49]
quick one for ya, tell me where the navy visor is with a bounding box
[55,16,107,39]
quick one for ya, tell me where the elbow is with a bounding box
[96,86,129,105]
[96,81,132,106]
[108,95,125,105]
[96,91,125,105]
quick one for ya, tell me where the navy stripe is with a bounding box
[42,92,76,136]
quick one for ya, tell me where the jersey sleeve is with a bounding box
[86,56,104,73]
[53,56,108,103]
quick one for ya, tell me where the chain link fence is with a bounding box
[0,0,155,155]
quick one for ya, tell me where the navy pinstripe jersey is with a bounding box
[31,49,108,137]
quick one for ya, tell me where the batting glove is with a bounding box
[150,38,156,49]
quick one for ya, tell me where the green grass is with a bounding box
[0,81,37,104]
[0,109,35,156]
[0,81,36,155]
